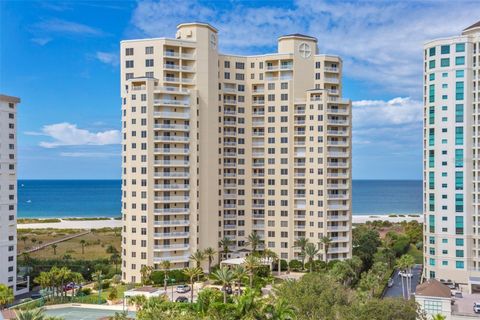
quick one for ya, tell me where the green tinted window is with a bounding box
[441,45,450,54]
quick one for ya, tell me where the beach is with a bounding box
[17,214,423,230]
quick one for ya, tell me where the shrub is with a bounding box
[151,269,189,285]
[108,287,118,301]
[78,288,91,296]
[288,259,302,271]
[94,280,110,290]
[256,265,271,278]
[273,259,288,271]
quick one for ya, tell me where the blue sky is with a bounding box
[1,0,479,180]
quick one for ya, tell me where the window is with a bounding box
[429,47,435,56]
[456,261,464,269]
[455,149,463,168]
[440,58,450,67]
[429,60,435,69]
[455,56,465,65]
[455,82,464,100]
[126,60,134,68]
[315,61,321,68]
[455,171,463,190]
[455,104,464,122]
[235,62,245,69]
[456,238,464,246]
[145,46,153,54]
[455,127,463,145]
[455,195,464,213]
[126,48,134,56]
[429,73,435,81]
[224,61,230,68]
[441,45,450,54]
[429,106,435,124]
[456,43,465,52]
[429,84,435,102]
[429,128,435,146]
[145,59,154,67]
[456,70,464,78]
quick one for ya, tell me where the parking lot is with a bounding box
[383,264,422,298]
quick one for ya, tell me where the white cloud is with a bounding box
[353,97,423,128]
[34,18,105,37]
[95,51,119,66]
[26,122,121,148]
[128,0,480,97]
[31,37,52,46]
[60,152,120,158]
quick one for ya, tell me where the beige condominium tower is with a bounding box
[120,22,352,283]
[423,21,480,291]
[0,95,20,294]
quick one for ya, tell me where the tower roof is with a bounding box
[415,279,451,298]
[278,33,317,42]
[463,20,480,32]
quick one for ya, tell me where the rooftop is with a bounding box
[463,20,480,31]
[415,279,451,298]
[278,33,317,42]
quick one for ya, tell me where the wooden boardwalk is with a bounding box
[18,230,91,255]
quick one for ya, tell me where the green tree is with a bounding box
[204,247,216,274]
[246,232,261,253]
[319,236,332,263]
[0,284,14,309]
[329,260,355,286]
[353,226,381,270]
[219,237,234,261]
[80,239,86,254]
[190,250,206,272]
[211,266,234,303]
[15,308,47,320]
[232,265,247,295]
[108,286,119,302]
[244,254,260,287]
[51,243,58,255]
[396,254,415,300]
[183,267,203,303]
[140,265,153,286]
[304,243,319,272]
[265,298,296,320]
[234,287,263,319]
[293,237,309,270]
[159,260,171,291]
[110,252,121,273]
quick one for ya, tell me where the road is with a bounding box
[383,264,422,298]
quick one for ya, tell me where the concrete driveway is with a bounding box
[383,264,422,298]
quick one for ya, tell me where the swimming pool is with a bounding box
[44,307,136,320]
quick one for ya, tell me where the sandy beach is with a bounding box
[17,214,423,230]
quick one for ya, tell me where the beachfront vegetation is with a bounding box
[17,228,121,260]
[0,284,14,309]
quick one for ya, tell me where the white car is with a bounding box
[176,285,191,293]
[473,302,480,313]
[398,271,413,278]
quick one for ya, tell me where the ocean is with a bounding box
[17,179,423,218]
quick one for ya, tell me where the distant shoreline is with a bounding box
[17,214,423,230]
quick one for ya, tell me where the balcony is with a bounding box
[154,86,189,94]
[224,224,237,230]
[154,136,189,142]
[327,172,349,178]
[224,120,236,126]
[224,141,237,146]
[224,194,237,199]
[327,140,349,146]
[154,160,189,166]
[327,162,349,168]
[223,162,237,168]
[252,152,264,157]
[252,132,264,137]
[224,99,237,105]
[154,196,190,203]
[324,66,339,72]
[154,148,189,154]
[327,152,349,157]
[154,124,190,131]
[154,220,190,226]
[327,194,349,200]
[224,214,237,219]
[252,100,265,105]
[328,215,350,222]
[154,172,190,178]
[154,244,190,251]
[327,119,348,125]
[327,130,348,136]
[153,232,190,238]
[154,208,189,215]
[327,225,350,232]
[224,131,237,137]
[253,214,265,219]
[154,184,190,190]
[224,203,237,209]
[326,108,348,114]
[154,99,189,107]
[253,224,265,229]
[224,152,237,157]
[327,184,349,189]
[154,112,190,119]
[324,77,339,83]
[252,120,264,126]
[327,205,349,211]
[224,183,237,189]
[153,255,190,263]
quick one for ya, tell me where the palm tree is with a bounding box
[304,243,319,272]
[128,295,147,310]
[246,232,261,253]
[266,298,296,320]
[396,254,415,300]
[183,267,203,303]
[51,243,57,255]
[31,238,37,248]
[19,235,28,247]
[244,254,260,287]
[15,308,46,320]
[211,266,234,303]
[80,240,86,254]
[432,314,446,320]
[294,237,309,270]
[263,249,280,276]
[140,265,153,286]
[0,284,14,309]
[160,260,171,291]
[319,236,332,263]
[110,252,121,273]
[232,265,247,295]
[219,237,234,261]
[204,247,216,274]
[190,250,206,281]
[92,270,104,303]
[234,287,263,319]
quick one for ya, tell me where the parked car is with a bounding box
[176,296,189,303]
[30,293,42,300]
[176,285,191,293]
[454,292,463,299]
[221,285,233,294]
[387,278,394,288]
[473,302,480,313]
[398,271,413,278]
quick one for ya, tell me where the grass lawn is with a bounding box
[407,244,423,264]
[18,228,121,260]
